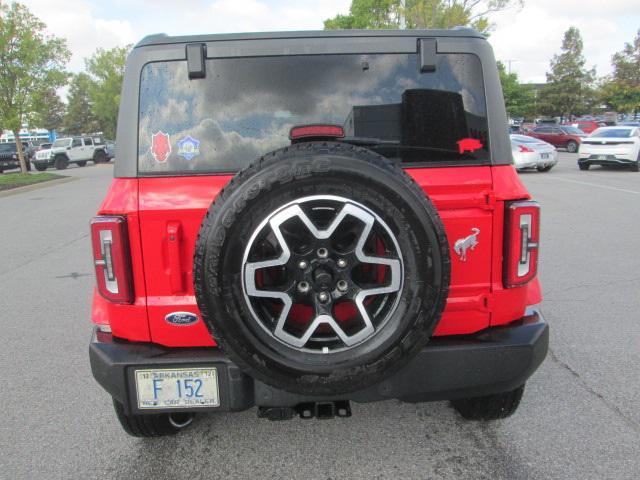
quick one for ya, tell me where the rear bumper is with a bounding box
[579,155,637,166]
[90,308,549,415]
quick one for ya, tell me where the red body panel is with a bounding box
[92,179,150,342]
[92,165,542,346]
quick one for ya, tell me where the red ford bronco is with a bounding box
[89,29,548,437]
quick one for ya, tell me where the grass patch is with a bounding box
[0,172,65,192]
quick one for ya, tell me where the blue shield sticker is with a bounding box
[176,135,201,161]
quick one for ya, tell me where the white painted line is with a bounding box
[545,176,640,195]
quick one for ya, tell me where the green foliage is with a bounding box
[85,45,130,139]
[324,0,402,29]
[542,27,595,118]
[599,30,640,113]
[324,0,523,34]
[0,2,69,172]
[64,73,99,134]
[497,61,534,118]
[34,89,66,131]
[0,172,62,191]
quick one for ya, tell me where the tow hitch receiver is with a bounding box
[257,401,352,421]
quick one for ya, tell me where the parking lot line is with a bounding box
[544,176,640,195]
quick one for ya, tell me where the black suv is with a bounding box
[0,142,32,172]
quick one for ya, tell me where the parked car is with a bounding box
[33,136,108,170]
[527,125,587,152]
[569,120,606,134]
[620,121,640,127]
[578,126,640,171]
[89,29,548,437]
[0,142,32,173]
[510,134,558,172]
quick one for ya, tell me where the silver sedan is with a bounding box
[510,134,558,172]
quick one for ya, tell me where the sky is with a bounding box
[16,0,640,84]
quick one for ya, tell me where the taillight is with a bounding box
[91,216,133,303]
[504,200,540,288]
[289,124,345,141]
[518,145,534,153]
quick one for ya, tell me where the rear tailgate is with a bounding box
[138,166,496,346]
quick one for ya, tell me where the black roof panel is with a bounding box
[135,28,484,48]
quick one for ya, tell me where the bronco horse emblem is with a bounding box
[454,228,480,261]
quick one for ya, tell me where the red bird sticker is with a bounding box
[457,138,483,154]
[151,131,172,163]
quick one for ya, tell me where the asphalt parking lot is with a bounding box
[1,154,639,480]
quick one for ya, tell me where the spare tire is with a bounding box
[194,142,450,395]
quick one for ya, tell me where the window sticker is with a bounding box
[457,138,483,154]
[151,131,171,163]
[176,135,201,161]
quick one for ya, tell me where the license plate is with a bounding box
[541,153,549,159]
[597,155,607,160]
[135,368,220,409]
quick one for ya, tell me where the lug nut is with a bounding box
[317,248,328,258]
[337,259,347,268]
[337,280,348,292]
[298,260,308,270]
[297,281,310,294]
[318,291,329,303]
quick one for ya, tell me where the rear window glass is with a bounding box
[511,135,539,143]
[138,53,488,174]
[590,128,632,138]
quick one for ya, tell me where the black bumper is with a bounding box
[0,158,20,169]
[90,309,548,415]
[579,156,637,167]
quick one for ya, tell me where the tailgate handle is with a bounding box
[167,222,184,293]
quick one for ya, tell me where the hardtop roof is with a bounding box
[135,28,484,48]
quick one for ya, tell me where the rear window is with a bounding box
[511,135,539,143]
[590,128,632,138]
[138,53,489,174]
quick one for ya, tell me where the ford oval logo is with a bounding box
[165,312,199,326]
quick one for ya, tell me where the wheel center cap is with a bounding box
[312,266,333,290]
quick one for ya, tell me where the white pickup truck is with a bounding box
[33,136,109,170]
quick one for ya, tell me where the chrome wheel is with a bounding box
[242,195,404,353]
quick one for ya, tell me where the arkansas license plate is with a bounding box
[134,368,220,409]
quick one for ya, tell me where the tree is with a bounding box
[0,2,69,173]
[324,0,402,29]
[64,73,99,134]
[497,61,534,118]
[324,0,523,34]
[85,46,130,139]
[34,89,66,132]
[542,27,595,119]
[600,30,640,114]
